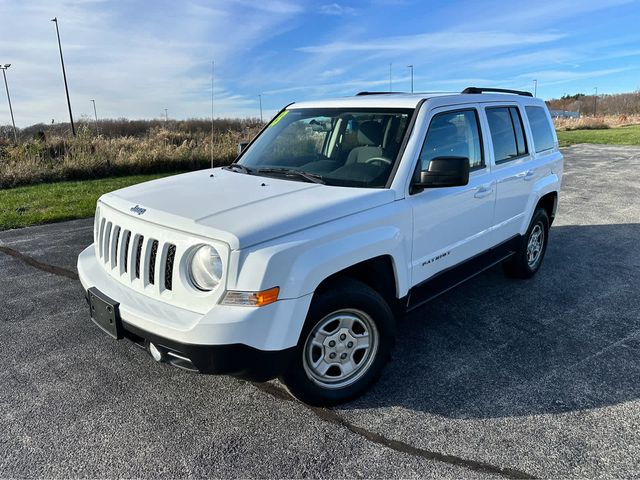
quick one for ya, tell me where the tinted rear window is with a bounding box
[525,106,555,153]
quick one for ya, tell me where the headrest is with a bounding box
[357,121,383,146]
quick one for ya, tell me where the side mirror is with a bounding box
[238,142,249,154]
[415,156,470,189]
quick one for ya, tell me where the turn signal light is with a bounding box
[221,287,280,307]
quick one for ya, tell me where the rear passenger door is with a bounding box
[483,104,536,243]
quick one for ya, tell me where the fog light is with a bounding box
[148,342,163,362]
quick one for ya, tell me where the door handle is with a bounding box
[524,170,535,181]
[474,185,493,199]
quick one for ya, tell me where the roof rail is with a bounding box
[355,91,404,96]
[461,87,533,97]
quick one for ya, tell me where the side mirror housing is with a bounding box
[238,142,249,154]
[414,156,470,189]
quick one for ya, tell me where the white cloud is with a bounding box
[319,3,356,16]
[298,31,565,54]
[514,67,634,86]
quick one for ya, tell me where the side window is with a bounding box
[525,106,555,153]
[419,109,484,170]
[486,106,528,163]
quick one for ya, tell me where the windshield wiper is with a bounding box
[223,163,253,175]
[256,167,326,185]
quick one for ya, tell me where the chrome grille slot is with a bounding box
[165,244,176,291]
[103,222,112,264]
[98,218,106,259]
[135,235,144,279]
[122,231,131,273]
[110,226,121,269]
[149,240,159,285]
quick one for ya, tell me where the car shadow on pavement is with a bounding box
[345,223,640,418]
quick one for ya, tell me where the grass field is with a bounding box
[0,173,177,231]
[556,124,640,147]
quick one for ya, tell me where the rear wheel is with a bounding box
[281,278,395,406]
[503,207,550,279]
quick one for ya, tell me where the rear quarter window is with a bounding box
[525,106,555,153]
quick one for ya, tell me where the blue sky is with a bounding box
[0,0,639,126]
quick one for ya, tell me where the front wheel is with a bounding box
[280,279,395,406]
[503,207,550,279]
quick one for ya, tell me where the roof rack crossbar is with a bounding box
[461,87,533,97]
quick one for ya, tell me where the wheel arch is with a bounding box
[315,255,402,312]
[536,191,558,225]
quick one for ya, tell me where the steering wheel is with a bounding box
[363,156,392,166]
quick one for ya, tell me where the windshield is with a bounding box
[237,108,414,188]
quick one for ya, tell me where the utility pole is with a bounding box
[0,64,17,143]
[90,99,99,135]
[211,60,215,168]
[258,94,263,122]
[593,87,598,116]
[51,18,75,135]
[389,63,392,91]
[407,65,414,93]
[533,79,537,97]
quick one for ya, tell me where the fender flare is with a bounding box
[520,173,560,234]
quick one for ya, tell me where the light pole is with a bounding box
[90,99,99,135]
[211,60,215,168]
[533,79,537,97]
[407,65,414,93]
[51,17,75,136]
[593,87,598,116]
[0,64,17,143]
[258,94,263,122]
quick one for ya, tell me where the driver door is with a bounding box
[407,106,496,287]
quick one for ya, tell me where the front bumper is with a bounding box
[78,245,312,379]
[116,313,294,381]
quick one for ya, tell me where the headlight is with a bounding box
[188,245,223,291]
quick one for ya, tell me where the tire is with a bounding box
[280,278,396,407]
[503,207,550,279]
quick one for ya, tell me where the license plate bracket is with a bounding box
[88,287,123,339]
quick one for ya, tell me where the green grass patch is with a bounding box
[0,173,178,231]
[557,124,640,147]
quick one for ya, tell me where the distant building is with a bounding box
[550,110,580,119]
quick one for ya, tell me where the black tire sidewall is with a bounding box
[281,279,395,406]
[522,209,550,276]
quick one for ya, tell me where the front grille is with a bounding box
[96,218,176,292]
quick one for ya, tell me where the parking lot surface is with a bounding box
[1,144,639,478]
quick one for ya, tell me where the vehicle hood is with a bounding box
[100,168,395,250]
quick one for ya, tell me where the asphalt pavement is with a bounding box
[1,144,639,478]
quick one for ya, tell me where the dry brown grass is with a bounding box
[0,124,261,189]
[554,114,640,131]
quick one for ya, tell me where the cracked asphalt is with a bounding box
[1,144,639,478]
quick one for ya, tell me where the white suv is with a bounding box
[78,87,563,406]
